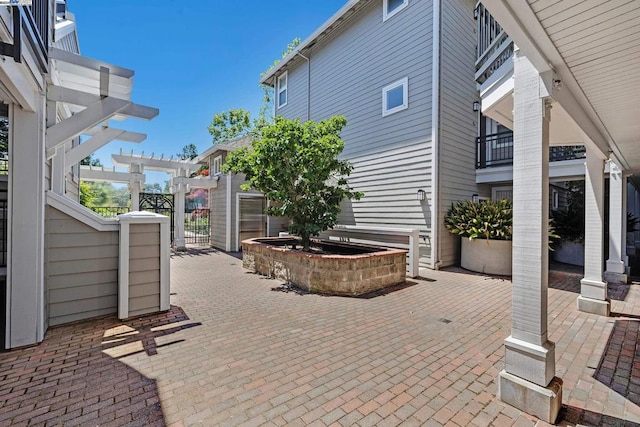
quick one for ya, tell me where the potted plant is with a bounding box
[444,199,513,275]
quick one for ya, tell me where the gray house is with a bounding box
[198,136,289,252]
[260,0,478,270]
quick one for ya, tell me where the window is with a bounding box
[382,77,408,116]
[551,189,559,210]
[277,71,288,108]
[212,155,222,176]
[383,0,409,21]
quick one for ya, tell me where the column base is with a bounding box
[577,295,611,316]
[498,370,562,424]
[604,271,628,284]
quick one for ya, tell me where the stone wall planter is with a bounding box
[552,240,584,266]
[461,238,512,276]
[241,237,407,296]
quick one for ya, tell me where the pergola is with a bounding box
[112,151,219,250]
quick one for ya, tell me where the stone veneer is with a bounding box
[241,238,407,296]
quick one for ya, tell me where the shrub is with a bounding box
[444,199,512,241]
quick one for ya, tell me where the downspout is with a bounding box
[296,52,311,121]
[430,0,442,270]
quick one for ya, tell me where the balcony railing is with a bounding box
[23,0,49,70]
[476,132,587,169]
[89,206,130,218]
[475,2,513,85]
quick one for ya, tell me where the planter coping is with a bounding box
[242,237,407,260]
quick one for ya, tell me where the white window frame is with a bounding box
[277,71,288,109]
[212,155,222,176]
[382,77,409,117]
[551,189,559,210]
[383,0,409,21]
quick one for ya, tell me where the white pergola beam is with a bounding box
[80,166,144,184]
[46,97,131,153]
[172,176,219,189]
[50,47,135,78]
[65,128,146,168]
[117,103,159,121]
[112,154,202,172]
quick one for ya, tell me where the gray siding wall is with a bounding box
[209,166,228,250]
[437,0,479,267]
[128,223,161,317]
[46,206,119,326]
[275,0,434,266]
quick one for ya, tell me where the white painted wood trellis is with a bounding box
[111,151,218,250]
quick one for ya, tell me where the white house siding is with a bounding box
[128,223,161,317]
[276,63,309,121]
[437,0,479,267]
[275,0,434,266]
[46,206,119,326]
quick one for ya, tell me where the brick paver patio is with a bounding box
[2,249,640,426]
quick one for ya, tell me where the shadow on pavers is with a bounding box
[270,280,420,299]
[0,306,199,426]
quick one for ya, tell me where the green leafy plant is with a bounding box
[444,199,513,241]
[224,115,363,251]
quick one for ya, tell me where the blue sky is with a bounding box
[71,0,346,184]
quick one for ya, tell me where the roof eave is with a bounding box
[259,0,363,85]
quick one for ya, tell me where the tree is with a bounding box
[258,38,301,126]
[81,154,102,167]
[177,143,198,160]
[79,181,96,207]
[207,108,252,145]
[144,183,163,194]
[225,116,362,251]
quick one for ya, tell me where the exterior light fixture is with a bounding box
[473,101,480,112]
[472,194,479,203]
[417,189,426,201]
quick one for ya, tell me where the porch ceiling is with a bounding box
[528,0,640,170]
[484,0,640,171]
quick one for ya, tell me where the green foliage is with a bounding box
[258,38,301,126]
[144,183,164,194]
[445,199,513,241]
[177,143,198,160]
[225,116,362,251]
[551,181,584,243]
[208,108,252,145]
[80,181,130,208]
[81,154,102,167]
[79,181,96,207]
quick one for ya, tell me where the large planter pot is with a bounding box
[552,240,584,266]
[241,237,407,296]
[461,238,512,276]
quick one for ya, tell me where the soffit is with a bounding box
[528,0,640,169]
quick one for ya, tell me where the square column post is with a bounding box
[605,161,627,283]
[497,51,562,424]
[8,104,46,348]
[622,174,629,271]
[171,168,186,251]
[578,146,610,315]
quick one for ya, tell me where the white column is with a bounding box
[578,146,610,315]
[605,161,627,283]
[172,169,186,250]
[128,163,143,211]
[622,176,629,271]
[8,104,46,347]
[497,52,562,424]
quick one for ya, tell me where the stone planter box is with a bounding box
[461,238,512,276]
[552,240,584,266]
[241,237,407,296]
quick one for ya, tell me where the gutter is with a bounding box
[430,0,441,270]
